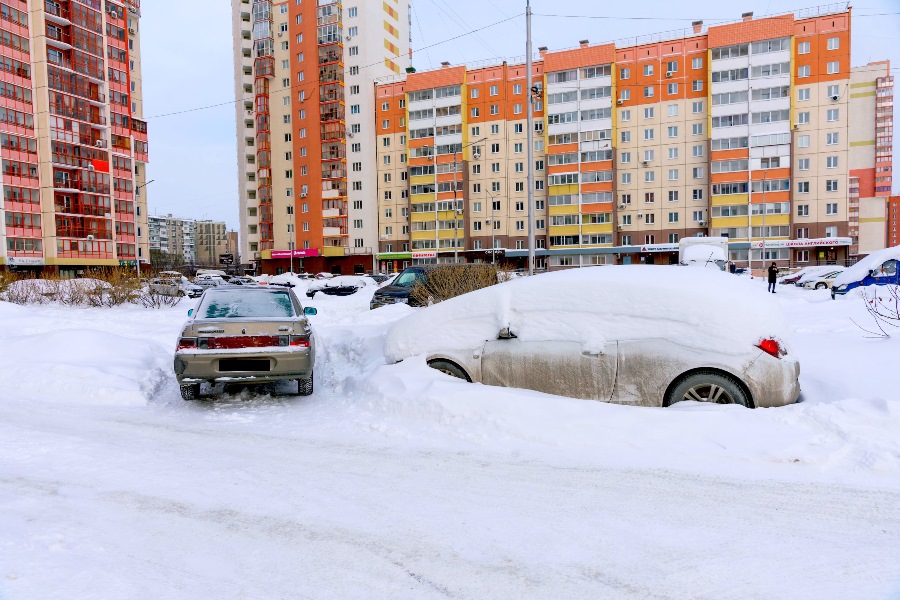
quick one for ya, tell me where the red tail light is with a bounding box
[177,338,196,350]
[289,336,310,348]
[757,338,782,358]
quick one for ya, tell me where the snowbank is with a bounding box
[834,245,900,287]
[681,243,726,265]
[0,328,171,406]
[385,266,787,362]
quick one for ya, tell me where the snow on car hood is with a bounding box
[833,245,900,287]
[681,244,726,266]
[384,265,788,363]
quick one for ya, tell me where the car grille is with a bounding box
[219,358,271,372]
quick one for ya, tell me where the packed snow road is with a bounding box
[1,277,899,599]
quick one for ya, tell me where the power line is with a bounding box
[146,13,523,121]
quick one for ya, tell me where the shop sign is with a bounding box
[750,237,852,249]
[411,251,437,259]
[270,249,320,259]
[8,257,45,266]
[638,244,679,253]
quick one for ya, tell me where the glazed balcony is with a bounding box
[44,1,72,24]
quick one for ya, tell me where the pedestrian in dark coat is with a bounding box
[767,262,778,293]
[729,261,737,274]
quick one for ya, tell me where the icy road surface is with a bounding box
[1,277,899,599]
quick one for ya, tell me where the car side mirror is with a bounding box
[304,307,318,316]
[498,327,516,339]
[187,309,193,316]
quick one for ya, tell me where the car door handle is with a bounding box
[581,350,603,357]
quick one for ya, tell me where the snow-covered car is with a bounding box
[148,277,203,298]
[832,245,900,299]
[384,266,800,408]
[173,287,318,400]
[795,268,841,288]
[314,272,334,280]
[194,275,227,290]
[779,265,832,285]
[801,269,845,290]
[305,275,374,298]
[227,276,257,286]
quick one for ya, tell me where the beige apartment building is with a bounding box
[232,0,411,275]
[374,7,893,270]
[0,0,150,276]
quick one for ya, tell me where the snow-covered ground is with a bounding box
[1,276,899,599]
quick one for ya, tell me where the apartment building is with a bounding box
[0,0,150,276]
[232,0,411,275]
[149,214,237,267]
[374,7,893,270]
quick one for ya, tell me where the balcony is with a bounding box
[45,26,73,50]
[44,1,72,24]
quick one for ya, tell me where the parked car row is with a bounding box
[174,267,801,412]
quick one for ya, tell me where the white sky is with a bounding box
[141,0,900,230]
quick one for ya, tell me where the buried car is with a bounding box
[173,287,317,400]
[306,275,376,298]
[384,266,800,408]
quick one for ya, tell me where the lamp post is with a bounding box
[451,136,487,264]
[133,179,155,284]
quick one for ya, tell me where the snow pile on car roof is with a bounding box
[385,265,787,362]
[833,245,900,287]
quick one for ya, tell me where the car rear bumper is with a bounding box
[174,347,313,384]
[743,352,800,408]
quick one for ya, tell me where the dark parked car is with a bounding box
[369,264,498,309]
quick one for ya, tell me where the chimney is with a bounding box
[742,11,753,21]
[440,61,450,68]
[579,39,589,48]
[538,45,548,58]
[692,20,703,33]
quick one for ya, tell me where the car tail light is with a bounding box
[757,338,783,359]
[177,338,196,350]
[289,335,310,348]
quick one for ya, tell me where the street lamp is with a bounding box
[452,136,487,264]
[133,178,155,284]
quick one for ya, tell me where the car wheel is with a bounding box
[180,383,201,401]
[815,282,826,290]
[666,371,750,408]
[297,371,314,396]
[427,359,471,382]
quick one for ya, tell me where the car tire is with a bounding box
[427,359,471,382]
[180,383,201,401]
[815,282,826,290]
[297,371,314,396]
[666,371,750,408]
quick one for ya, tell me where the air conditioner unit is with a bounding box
[347,132,354,138]
[617,99,624,105]
[619,203,626,209]
[95,140,106,148]
[665,71,674,78]
[277,32,283,37]
[640,160,650,167]
[699,220,707,226]
[793,124,799,130]
[346,35,352,41]
[617,225,623,230]
[472,151,480,159]
[830,94,839,102]
[637,213,644,218]
[128,28,136,35]
[300,193,307,198]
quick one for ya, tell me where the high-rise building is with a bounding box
[374,7,894,271]
[0,0,150,275]
[232,0,411,275]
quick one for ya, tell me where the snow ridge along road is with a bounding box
[1,278,899,599]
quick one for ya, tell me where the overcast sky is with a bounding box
[142,1,900,231]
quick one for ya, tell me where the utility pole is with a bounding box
[453,150,459,264]
[761,168,767,267]
[525,0,536,275]
[134,179,155,284]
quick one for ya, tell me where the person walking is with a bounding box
[767,262,778,293]
[729,261,737,274]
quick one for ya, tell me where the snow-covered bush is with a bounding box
[855,284,900,338]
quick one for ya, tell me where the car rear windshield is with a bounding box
[197,291,296,319]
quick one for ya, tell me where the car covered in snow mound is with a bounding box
[173,287,318,400]
[306,275,378,298]
[384,266,800,408]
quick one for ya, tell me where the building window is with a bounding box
[692,123,703,135]
[798,112,810,124]
[644,86,654,98]
[827,37,840,50]
[668,212,679,223]
[826,202,838,214]
[825,226,838,238]
[826,180,839,192]
[692,101,703,113]
[827,108,839,122]
[798,65,810,78]
[692,57,702,70]
[826,132,839,145]
[667,83,678,95]
[827,61,839,75]
[643,64,654,76]
[798,158,810,170]
[692,80,703,92]
[620,67,630,79]
[827,156,839,168]
[798,88,810,101]
[798,182,810,193]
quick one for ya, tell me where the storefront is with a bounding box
[376,252,412,273]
